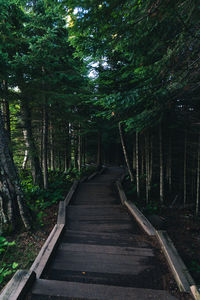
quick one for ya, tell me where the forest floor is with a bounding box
[161,208,200,284]
[123,179,200,298]
[0,203,58,291]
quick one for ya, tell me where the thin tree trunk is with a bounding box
[83,136,86,167]
[67,123,72,169]
[132,133,136,170]
[168,135,172,192]
[49,121,54,171]
[118,122,134,182]
[159,125,164,203]
[58,152,61,171]
[183,130,187,206]
[22,130,29,170]
[74,128,78,169]
[40,122,43,170]
[20,100,43,187]
[2,80,11,140]
[97,131,102,169]
[149,135,153,188]
[0,109,31,231]
[78,124,82,172]
[141,147,144,177]
[196,134,200,215]
[136,132,140,198]
[145,132,150,203]
[42,102,48,189]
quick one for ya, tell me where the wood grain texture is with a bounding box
[31,279,177,300]
[0,270,35,300]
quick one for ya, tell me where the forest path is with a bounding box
[29,167,177,299]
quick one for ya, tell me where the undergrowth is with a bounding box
[0,165,96,290]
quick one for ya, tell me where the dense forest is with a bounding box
[0,0,200,284]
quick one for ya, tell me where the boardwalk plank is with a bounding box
[29,167,178,300]
[58,243,155,256]
[31,279,177,300]
[62,230,150,247]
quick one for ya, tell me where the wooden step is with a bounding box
[50,250,155,275]
[62,230,148,247]
[67,205,133,217]
[67,221,134,233]
[47,268,163,289]
[31,279,177,299]
[58,243,155,257]
[68,214,132,221]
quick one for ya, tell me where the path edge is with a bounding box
[116,175,200,299]
[0,166,105,300]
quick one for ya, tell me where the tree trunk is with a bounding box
[83,136,86,167]
[0,109,31,231]
[159,125,164,203]
[97,131,102,169]
[1,80,11,140]
[22,130,29,170]
[67,123,72,169]
[118,122,134,182]
[20,100,43,187]
[145,132,150,203]
[183,130,187,206]
[168,135,172,192]
[78,125,82,172]
[196,134,200,215]
[136,132,140,198]
[42,102,48,189]
[49,121,55,171]
[74,129,78,169]
[149,135,153,188]
[132,133,136,170]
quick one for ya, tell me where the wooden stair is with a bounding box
[31,279,177,299]
[29,167,178,300]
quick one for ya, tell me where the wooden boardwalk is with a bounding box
[29,167,177,299]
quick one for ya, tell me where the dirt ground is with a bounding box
[0,203,58,291]
[161,208,200,285]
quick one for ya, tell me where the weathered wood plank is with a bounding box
[63,230,150,247]
[51,251,154,275]
[47,268,163,289]
[56,201,65,224]
[31,279,178,299]
[0,270,35,300]
[156,230,195,292]
[68,214,132,221]
[67,205,125,216]
[58,243,154,256]
[116,180,127,205]
[54,249,154,266]
[68,221,134,233]
[124,200,156,236]
[190,285,200,300]
[64,180,79,206]
[30,224,64,278]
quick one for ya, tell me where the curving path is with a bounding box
[29,167,177,299]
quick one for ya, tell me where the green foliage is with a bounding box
[0,236,17,284]
[0,237,15,254]
[0,262,18,284]
[20,166,95,227]
[143,201,160,216]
